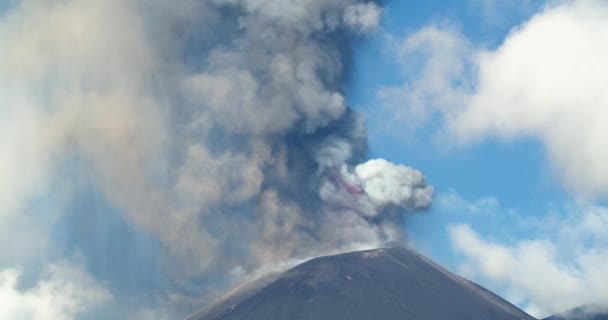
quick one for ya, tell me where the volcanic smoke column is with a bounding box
[0,0,433,307]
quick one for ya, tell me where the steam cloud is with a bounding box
[0,0,432,315]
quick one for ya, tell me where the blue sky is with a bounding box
[348,0,556,257]
[348,0,608,316]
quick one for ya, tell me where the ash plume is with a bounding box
[0,0,432,314]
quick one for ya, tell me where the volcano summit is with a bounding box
[189,246,535,320]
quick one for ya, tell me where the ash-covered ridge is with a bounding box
[189,246,535,320]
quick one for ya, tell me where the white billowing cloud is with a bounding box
[383,0,608,198]
[355,159,433,212]
[343,2,382,33]
[449,0,608,198]
[315,158,433,249]
[0,263,111,320]
[448,202,608,318]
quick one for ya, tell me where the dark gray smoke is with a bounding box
[0,0,432,315]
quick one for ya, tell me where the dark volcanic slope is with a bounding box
[189,247,535,320]
[546,314,608,320]
[545,305,608,320]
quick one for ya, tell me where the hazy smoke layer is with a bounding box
[0,0,432,306]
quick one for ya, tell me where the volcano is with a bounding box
[188,246,535,320]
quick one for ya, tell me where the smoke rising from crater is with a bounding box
[0,0,432,314]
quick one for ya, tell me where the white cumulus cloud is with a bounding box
[449,0,608,198]
[0,263,111,320]
[355,158,433,211]
[381,0,608,199]
[448,202,608,318]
